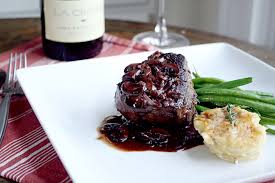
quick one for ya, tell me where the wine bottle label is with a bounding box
[44,0,105,43]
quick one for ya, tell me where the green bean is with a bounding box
[232,88,242,90]
[260,116,275,125]
[266,128,275,135]
[194,83,215,89]
[196,105,210,112]
[198,95,275,113]
[245,90,274,97]
[204,77,252,89]
[243,106,261,115]
[192,77,224,85]
[196,88,275,105]
[211,102,227,107]
[260,113,275,118]
[260,97,275,105]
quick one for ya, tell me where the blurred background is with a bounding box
[0,0,274,50]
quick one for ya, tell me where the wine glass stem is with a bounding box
[155,0,168,46]
[158,0,165,18]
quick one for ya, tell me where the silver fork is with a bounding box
[0,53,27,143]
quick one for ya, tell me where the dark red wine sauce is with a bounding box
[98,116,203,152]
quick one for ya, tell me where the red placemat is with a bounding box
[0,34,156,183]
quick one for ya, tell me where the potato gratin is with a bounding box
[194,106,266,163]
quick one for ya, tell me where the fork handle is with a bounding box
[0,94,11,144]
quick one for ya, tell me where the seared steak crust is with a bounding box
[115,51,197,124]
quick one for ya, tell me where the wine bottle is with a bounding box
[41,0,104,61]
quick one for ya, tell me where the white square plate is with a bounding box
[17,43,275,183]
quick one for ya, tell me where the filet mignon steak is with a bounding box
[115,51,197,124]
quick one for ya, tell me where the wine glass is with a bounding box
[133,0,190,48]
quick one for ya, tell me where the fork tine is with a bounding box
[8,53,13,83]
[5,53,13,88]
[13,52,27,94]
[24,53,27,68]
[19,53,23,70]
[13,53,18,83]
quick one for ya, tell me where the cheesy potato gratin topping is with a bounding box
[194,106,266,163]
